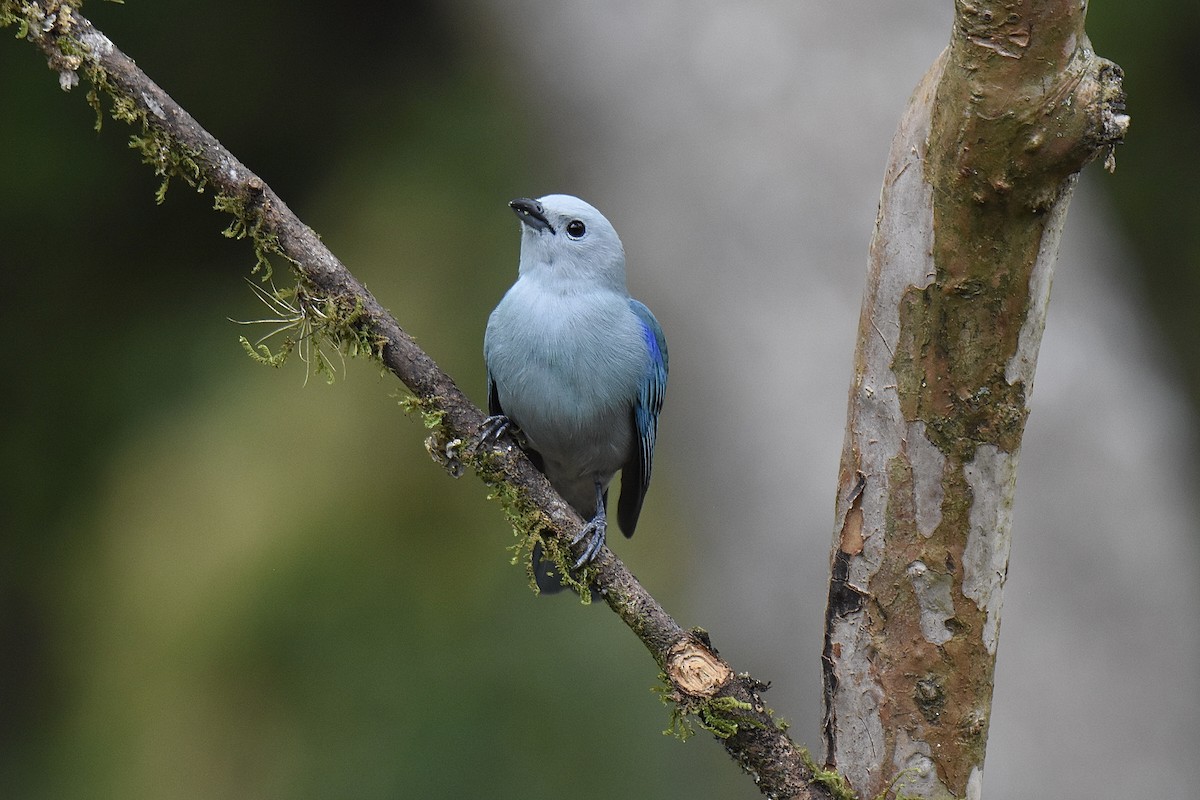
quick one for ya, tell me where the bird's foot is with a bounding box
[570,514,608,569]
[477,414,522,449]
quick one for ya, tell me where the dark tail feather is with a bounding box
[532,541,568,594]
[617,466,645,538]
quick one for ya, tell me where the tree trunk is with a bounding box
[821,2,1127,797]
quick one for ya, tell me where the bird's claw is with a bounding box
[478,414,518,449]
[570,516,607,569]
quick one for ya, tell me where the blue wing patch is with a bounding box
[617,299,668,537]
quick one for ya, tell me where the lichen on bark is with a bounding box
[824,3,1128,798]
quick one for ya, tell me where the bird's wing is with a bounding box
[618,299,669,537]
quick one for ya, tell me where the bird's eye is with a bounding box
[565,219,587,239]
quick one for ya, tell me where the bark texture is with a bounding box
[822,2,1127,798]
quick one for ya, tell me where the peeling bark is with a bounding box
[821,2,1127,798]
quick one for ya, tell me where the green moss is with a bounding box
[653,677,770,742]
[233,276,381,383]
[696,696,757,739]
[227,225,385,383]
[653,672,696,741]
[218,189,387,382]
[398,395,446,430]
[129,132,205,204]
[214,191,285,281]
[799,748,858,800]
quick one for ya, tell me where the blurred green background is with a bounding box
[0,1,1194,798]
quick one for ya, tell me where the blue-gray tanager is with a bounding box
[483,194,668,592]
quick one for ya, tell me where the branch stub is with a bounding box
[665,639,734,697]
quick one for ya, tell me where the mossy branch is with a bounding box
[2,1,837,797]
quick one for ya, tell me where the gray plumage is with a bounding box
[484,194,668,591]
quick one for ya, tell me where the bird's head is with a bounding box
[510,194,627,291]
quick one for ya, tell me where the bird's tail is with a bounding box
[531,541,568,594]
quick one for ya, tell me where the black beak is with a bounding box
[510,197,554,233]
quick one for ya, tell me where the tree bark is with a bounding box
[822,2,1127,798]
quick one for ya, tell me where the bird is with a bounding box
[483,194,668,593]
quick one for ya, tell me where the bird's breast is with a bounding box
[485,283,645,477]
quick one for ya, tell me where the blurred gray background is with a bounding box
[1,1,1196,798]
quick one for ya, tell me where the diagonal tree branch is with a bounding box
[822,2,1127,798]
[1,1,834,797]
